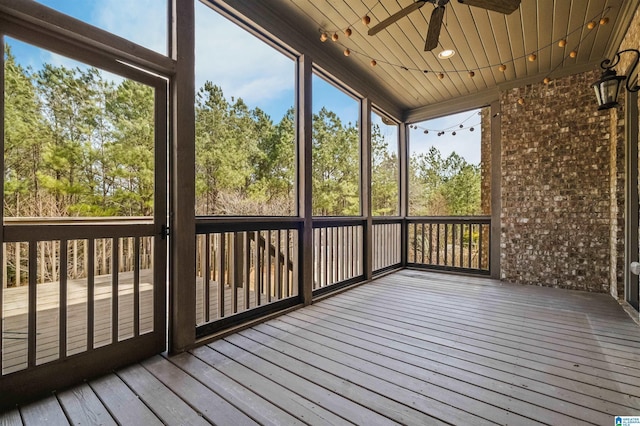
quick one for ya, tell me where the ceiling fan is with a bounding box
[368,0,521,52]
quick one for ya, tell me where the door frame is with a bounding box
[0,18,169,408]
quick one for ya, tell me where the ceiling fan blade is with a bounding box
[457,0,520,14]
[424,5,445,51]
[368,0,428,36]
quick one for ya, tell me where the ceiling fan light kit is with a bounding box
[438,49,456,59]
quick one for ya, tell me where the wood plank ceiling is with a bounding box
[222,0,638,120]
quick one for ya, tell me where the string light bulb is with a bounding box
[470,127,475,132]
[437,72,445,80]
[528,53,537,62]
[320,32,328,42]
[452,131,457,136]
[558,39,567,47]
[498,64,507,72]
[344,28,352,37]
[543,77,551,84]
[344,48,350,56]
[370,59,377,67]
[587,21,596,29]
[331,33,339,42]
[600,17,609,25]
[569,50,577,58]
[468,70,475,78]
[517,97,525,105]
[362,15,371,25]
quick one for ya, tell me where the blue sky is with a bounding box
[16,0,480,164]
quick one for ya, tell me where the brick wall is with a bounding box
[499,70,615,291]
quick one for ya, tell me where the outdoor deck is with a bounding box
[2,269,640,425]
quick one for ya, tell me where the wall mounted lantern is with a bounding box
[592,49,640,110]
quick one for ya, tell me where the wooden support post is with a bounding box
[490,100,501,279]
[361,98,373,280]
[169,0,196,353]
[399,122,408,267]
[298,54,313,305]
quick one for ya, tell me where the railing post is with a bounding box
[361,98,373,281]
[298,54,313,305]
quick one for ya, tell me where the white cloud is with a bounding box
[194,2,294,108]
[93,0,167,54]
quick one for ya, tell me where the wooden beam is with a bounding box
[169,0,196,353]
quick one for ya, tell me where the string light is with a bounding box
[318,8,610,86]
[408,111,481,136]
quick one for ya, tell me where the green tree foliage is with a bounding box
[371,123,399,216]
[194,82,295,215]
[409,146,481,216]
[4,45,480,220]
[312,107,360,216]
[4,45,156,218]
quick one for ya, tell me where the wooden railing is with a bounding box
[195,218,300,336]
[1,218,162,376]
[372,218,402,273]
[312,218,364,295]
[407,216,490,275]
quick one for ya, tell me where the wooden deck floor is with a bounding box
[2,269,640,425]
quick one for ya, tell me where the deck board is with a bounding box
[56,383,116,426]
[0,410,22,426]
[3,269,640,425]
[89,374,162,426]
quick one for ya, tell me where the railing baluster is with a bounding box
[112,238,119,343]
[468,224,473,268]
[204,234,211,322]
[60,239,68,358]
[283,230,290,298]
[478,223,484,270]
[322,229,327,286]
[88,239,95,350]
[266,230,272,302]
[134,237,140,337]
[230,233,238,314]
[275,230,281,300]
[28,242,36,367]
[217,233,225,318]
[254,231,261,308]
[460,223,464,268]
[452,224,456,267]
[244,232,251,310]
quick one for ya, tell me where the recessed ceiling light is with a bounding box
[438,49,455,59]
